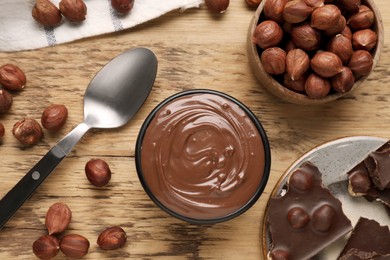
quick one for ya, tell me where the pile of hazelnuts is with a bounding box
[32,0,135,27]
[252,0,378,99]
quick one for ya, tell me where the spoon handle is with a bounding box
[0,122,90,230]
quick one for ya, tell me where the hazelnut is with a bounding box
[270,249,291,260]
[0,64,26,91]
[204,0,229,13]
[111,0,134,14]
[283,74,306,93]
[0,122,4,139]
[252,20,283,49]
[286,48,310,81]
[289,169,314,191]
[97,226,127,250]
[32,0,62,27]
[261,47,286,75]
[341,25,353,40]
[0,88,13,114]
[327,34,353,64]
[348,5,374,31]
[60,234,90,259]
[12,118,43,145]
[348,171,372,195]
[283,0,313,24]
[352,29,377,52]
[330,66,355,93]
[348,50,373,76]
[339,0,361,13]
[324,15,346,36]
[45,202,72,235]
[245,0,262,8]
[41,104,68,131]
[312,204,335,232]
[304,0,324,8]
[32,235,60,260]
[59,0,87,23]
[264,0,288,23]
[305,73,331,99]
[291,23,321,51]
[287,207,310,229]
[85,158,112,187]
[311,51,343,78]
[311,4,341,31]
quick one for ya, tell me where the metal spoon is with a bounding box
[0,47,158,229]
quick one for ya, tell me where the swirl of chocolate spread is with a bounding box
[138,92,267,221]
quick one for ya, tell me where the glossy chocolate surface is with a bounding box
[364,141,390,190]
[138,92,268,221]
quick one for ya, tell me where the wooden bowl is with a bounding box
[247,0,384,105]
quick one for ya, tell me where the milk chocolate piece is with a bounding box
[338,218,390,260]
[364,141,390,190]
[267,162,352,260]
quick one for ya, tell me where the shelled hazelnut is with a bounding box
[245,0,262,8]
[32,0,62,27]
[59,0,87,23]
[0,64,26,91]
[41,104,68,131]
[85,158,112,187]
[45,202,72,235]
[12,118,43,145]
[32,235,60,260]
[0,88,13,114]
[253,20,283,49]
[111,0,134,14]
[0,122,4,139]
[60,234,90,259]
[205,0,230,13]
[264,0,288,23]
[97,226,127,250]
[261,47,286,75]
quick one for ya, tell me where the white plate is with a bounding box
[263,136,390,260]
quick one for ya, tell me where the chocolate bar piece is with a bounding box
[364,141,390,190]
[267,162,352,260]
[338,217,390,260]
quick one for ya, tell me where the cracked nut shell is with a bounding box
[97,226,127,250]
[12,118,43,145]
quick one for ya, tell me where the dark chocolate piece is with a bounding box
[338,217,390,260]
[267,162,352,260]
[364,142,390,190]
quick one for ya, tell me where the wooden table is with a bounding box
[0,1,389,259]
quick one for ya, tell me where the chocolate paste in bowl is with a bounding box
[137,91,268,221]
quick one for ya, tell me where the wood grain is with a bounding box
[0,1,390,259]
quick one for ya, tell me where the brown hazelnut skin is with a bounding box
[305,73,331,99]
[264,0,288,23]
[283,0,313,24]
[348,5,374,31]
[204,0,230,13]
[97,226,127,250]
[286,48,310,81]
[348,50,373,76]
[85,158,112,187]
[245,0,262,8]
[253,20,283,49]
[0,122,4,139]
[41,104,68,131]
[291,23,321,51]
[352,29,377,52]
[339,0,361,13]
[327,34,353,64]
[0,88,13,114]
[283,74,306,93]
[304,0,324,8]
[59,0,87,23]
[12,118,43,145]
[0,64,26,91]
[261,47,286,75]
[330,66,355,93]
[341,25,353,41]
[32,0,62,27]
[324,15,346,36]
[33,235,60,260]
[111,0,134,14]
[45,202,72,235]
[311,4,341,31]
[60,234,90,259]
[311,51,343,78]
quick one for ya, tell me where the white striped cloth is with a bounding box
[0,0,203,52]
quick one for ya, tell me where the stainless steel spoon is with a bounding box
[0,47,158,229]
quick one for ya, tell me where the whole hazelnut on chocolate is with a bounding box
[286,48,310,81]
[45,202,72,235]
[32,235,60,260]
[0,88,13,114]
[32,0,62,27]
[261,47,286,75]
[310,51,343,78]
[283,0,313,24]
[0,122,4,139]
[205,0,230,13]
[60,234,90,259]
[253,20,283,49]
[352,29,377,52]
[348,5,374,31]
[59,0,87,23]
[327,34,353,64]
[111,0,134,14]
[41,104,68,131]
[0,64,26,91]
[310,4,341,31]
[312,204,336,232]
[287,207,310,229]
[264,0,288,23]
[85,158,112,187]
[330,67,355,93]
[348,50,373,76]
[97,226,127,250]
[12,118,43,145]
[291,23,321,51]
[305,73,331,99]
[245,0,262,8]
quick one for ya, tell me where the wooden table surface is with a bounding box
[0,1,389,259]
